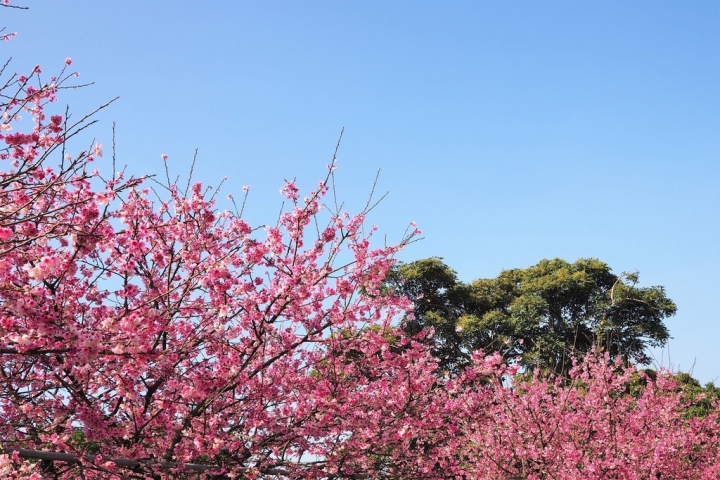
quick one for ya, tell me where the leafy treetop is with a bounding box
[390,257,676,376]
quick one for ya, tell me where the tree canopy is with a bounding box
[389,257,676,375]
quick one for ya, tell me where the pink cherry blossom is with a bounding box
[0,227,12,241]
[91,143,102,157]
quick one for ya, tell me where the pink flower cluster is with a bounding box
[451,354,720,479]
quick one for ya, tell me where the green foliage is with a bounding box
[69,428,101,455]
[385,258,469,373]
[389,257,676,377]
[673,373,720,418]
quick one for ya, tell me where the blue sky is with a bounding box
[5,1,719,382]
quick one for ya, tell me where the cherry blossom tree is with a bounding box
[0,6,451,478]
[446,352,720,480]
[0,61,438,480]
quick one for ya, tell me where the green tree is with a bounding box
[389,257,676,376]
[671,372,720,419]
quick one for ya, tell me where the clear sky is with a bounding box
[4,1,719,382]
